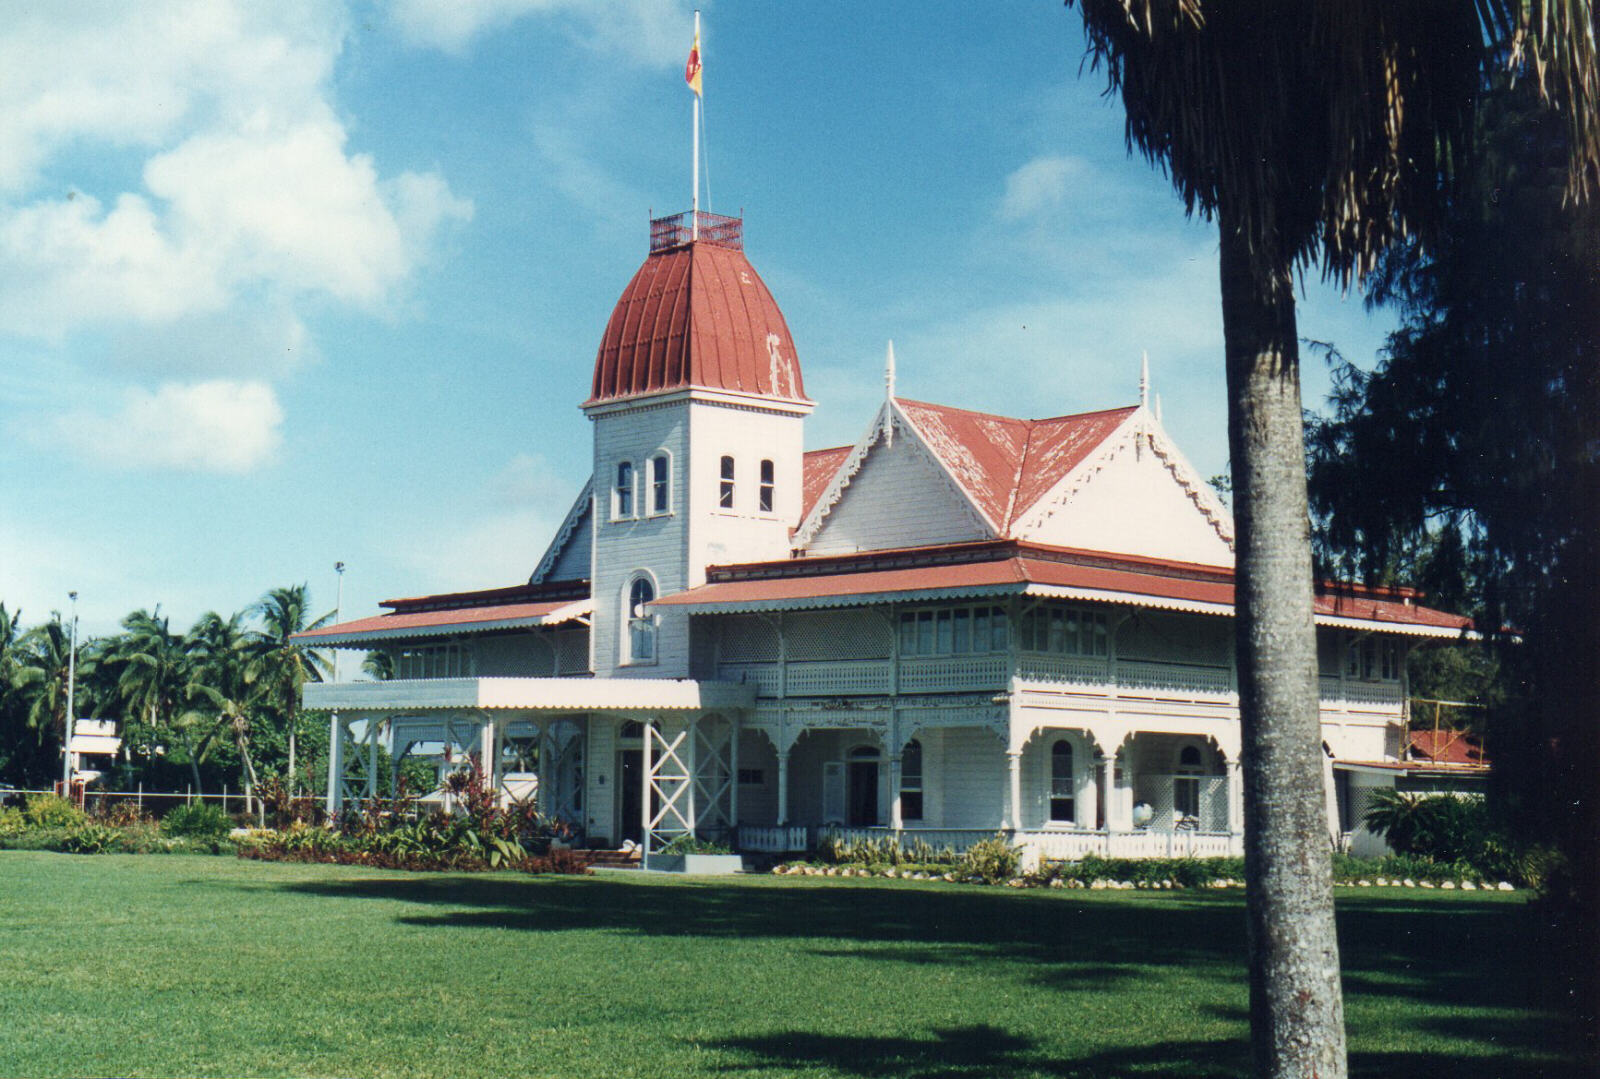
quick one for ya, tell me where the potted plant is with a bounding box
[645,834,744,874]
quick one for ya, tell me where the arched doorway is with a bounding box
[847,745,880,826]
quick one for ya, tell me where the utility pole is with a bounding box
[62,591,78,799]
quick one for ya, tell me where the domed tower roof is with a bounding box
[586,211,810,408]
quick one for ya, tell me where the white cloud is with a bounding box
[998,155,1089,222]
[49,380,285,474]
[392,0,693,65]
[0,2,471,345]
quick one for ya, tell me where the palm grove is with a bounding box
[0,586,334,805]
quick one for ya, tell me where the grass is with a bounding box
[0,853,1585,1078]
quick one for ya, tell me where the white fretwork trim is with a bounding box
[530,477,595,585]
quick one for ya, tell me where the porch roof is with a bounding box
[304,675,755,713]
[653,544,1472,638]
[293,598,592,647]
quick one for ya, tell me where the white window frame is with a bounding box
[621,572,658,666]
[757,458,775,514]
[718,454,736,510]
[648,451,673,516]
[1048,738,1076,825]
[612,460,637,521]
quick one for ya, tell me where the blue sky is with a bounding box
[0,1,1394,638]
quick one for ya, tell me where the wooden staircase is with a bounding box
[583,847,642,869]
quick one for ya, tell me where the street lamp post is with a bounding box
[62,591,78,798]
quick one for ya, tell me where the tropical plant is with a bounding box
[1060,3,1598,1072]
[114,608,204,792]
[250,585,332,795]
[182,611,267,813]
[161,802,233,839]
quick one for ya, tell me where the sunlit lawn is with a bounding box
[0,852,1582,1078]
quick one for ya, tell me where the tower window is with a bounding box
[1050,740,1075,823]
[758,458,775,513]
[625,576,656,664]
[649,453,671,515]
[614,461,635,519]
[719,455,735,509]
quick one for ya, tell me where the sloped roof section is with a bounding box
[893,400,1138,531]
[292,580,591,647]
[1408,728,1488,767]
[801,445,852,520]
[586,220,809,407]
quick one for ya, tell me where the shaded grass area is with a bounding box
[0,853,1583,1078]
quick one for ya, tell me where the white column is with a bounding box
[325,711,344,815]
[365,718,380,800]
[728,721,740,829]
[776,749,790,826]
[1006,750,1023,831]
[889,752,904,831]
[1108,749,1133,831]
[1227,758,1244,837]
[480,715,498,802]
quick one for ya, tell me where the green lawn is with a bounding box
[0,853,1582,1078]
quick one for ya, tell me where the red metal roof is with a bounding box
[802,445,852,519]
[293,599,589,643]
[586,236,808,406]
[1407,729,1488,767]
[894,400,1139,529]
[654,539,1472,634]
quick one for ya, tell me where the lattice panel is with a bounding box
[692,715,735,834]
[785,610,891,661]
[554,630,590,675]
[645,724,694,851]
[1117,612,1230,666]
[717,615,780,663]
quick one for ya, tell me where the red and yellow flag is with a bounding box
[685,28,702,95]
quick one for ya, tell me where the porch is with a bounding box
[735,824,1242,859]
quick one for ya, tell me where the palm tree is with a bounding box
[1060,3,1598,1074]
[250,585,332,795]
[14,617,74,775]
[116,609,203,792]
[183,611,267,813]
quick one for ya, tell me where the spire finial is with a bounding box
[883,340,897,446]
[1140,349,1150,408]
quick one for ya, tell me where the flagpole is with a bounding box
[691,9,701,240]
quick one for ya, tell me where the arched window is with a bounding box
[1174,744,1204,821]
[1049,740,1075,823]
[758,458,775,513]
[625,575,656,663]
[719,455,736,509]
[649,453,671,515]
[899,739,923,821]
[614,461,635,518]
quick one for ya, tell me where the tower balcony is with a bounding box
[650,210,743,253]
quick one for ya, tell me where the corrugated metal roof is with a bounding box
[653,543,1472,636]
[801,445,851,519]
[586,240,808,406]
[894,399,1139,530]
[292,599,591,646]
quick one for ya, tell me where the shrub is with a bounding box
[1363,790,1488,863]
[0,806,25,837]
[97,801,151,828]
[60,823,122,854]
[955,834,1022,884]
[162,802,233,839]
[24,794,85,829]
[815,832,959,867]
[656,834,732,855]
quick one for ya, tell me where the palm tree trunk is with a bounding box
[1219,212,1348,1079]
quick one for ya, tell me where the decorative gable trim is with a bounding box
[529,477,595,585]
[1011,408,1235,547]
[792,400,999,551]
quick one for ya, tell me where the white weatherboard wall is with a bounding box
[938,727,1006,828]
[544,505,592,582]
[589,402,692,678]
[685,400,806,573]
[1024,437,1233,566]
[807,423,991,555]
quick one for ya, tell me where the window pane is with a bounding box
[899,614,917,655]
[952,608,970,653]
[719,455,735,509]
[1048,609,1065,653]
[616,461,634,516]
[974,609,989,649]
[917,611,934,654]
[991,609,1008,650]
[935,610,953,653]
[651,455,669,513]
[758,459,774,513]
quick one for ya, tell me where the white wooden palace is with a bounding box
[297,209,1471,862]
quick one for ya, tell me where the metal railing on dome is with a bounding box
[649,210,742,253]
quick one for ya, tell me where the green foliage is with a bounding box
[161,802,233,839]
[24,794,85,829]
[954,834,1022,885]
[1043,855,1246,888]
[1363,790,1488,863]
[656,834,732,855]
[815,832,959,867]
[60,822,122,854]
[0,806,25,836]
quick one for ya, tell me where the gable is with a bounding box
[804,415,993,556]
[529,480,594,584]
[1013,426,1234,566]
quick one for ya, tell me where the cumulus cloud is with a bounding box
[998,155,1089,222]
[50,380,285,474]
[0,1,471,346]
[392,0,693,65]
